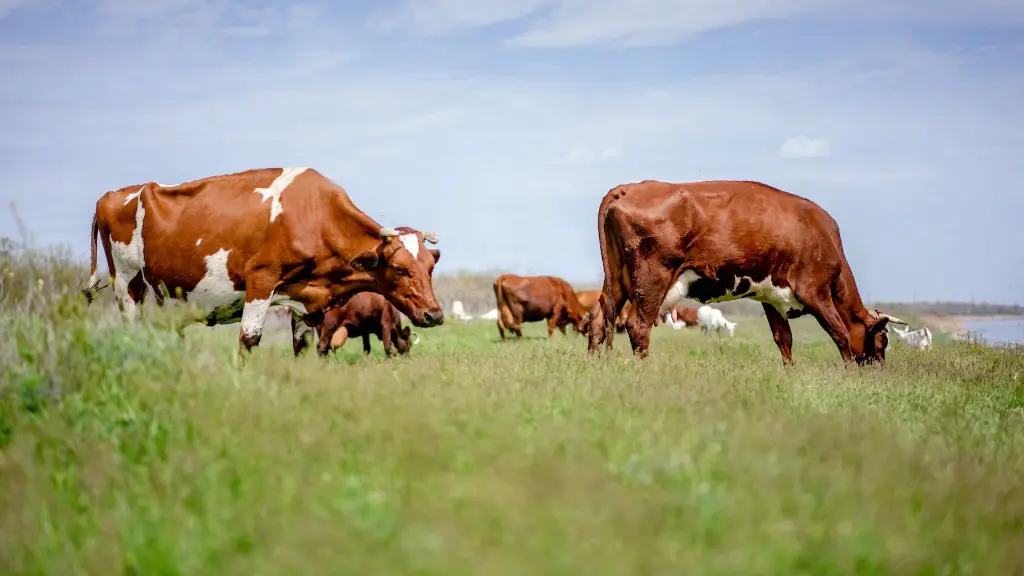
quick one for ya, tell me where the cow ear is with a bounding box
[349,250,380,272]
[428,248,440,263]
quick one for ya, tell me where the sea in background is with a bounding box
[961,317,1024,346]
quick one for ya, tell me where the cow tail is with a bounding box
[494,277,514,327]
[596,187,624,326]
[82,210,102,303]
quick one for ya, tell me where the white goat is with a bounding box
[697,305,737,337]
[889,325,933,350]
[451,300,474,321]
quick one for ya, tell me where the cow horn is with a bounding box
[411,332,421,345]
[422,231,439,244]
[872,310,908,325]
[378,227,400,238]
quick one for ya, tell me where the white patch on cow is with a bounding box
[195,238,202,246]
[241,294,274,340]
[733,275,804,315]
[123,186,144,206]
[659,269,804,316]
[254,166,308,223]
[399,233,420,258]
[109,186,148,318]
[291,309,315,343]
[186,248,245,323]
[659,270,700,313]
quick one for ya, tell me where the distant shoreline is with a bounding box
[918,314,1024,337]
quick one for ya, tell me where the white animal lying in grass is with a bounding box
[479,308,499,320]
[889,325,933,350]
[697,305,736,337]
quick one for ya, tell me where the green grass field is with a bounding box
[2,289,1023,575]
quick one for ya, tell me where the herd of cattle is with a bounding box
[80,166,934,367]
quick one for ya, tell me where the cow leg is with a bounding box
[801,291,854,363]
[497,312,507,340]
[586,296,608,354]
[237,269,278,359]
[506,308,523,339]
[291,312,315,357]
[625,263,673,359]
[362,333,372,355]
[762,303,794,364]
[113,271,147,321]
[547,303,565,338]
[381,326,393,358]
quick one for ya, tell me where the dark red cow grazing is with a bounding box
[586,180,907,364]
[493,274,589,339]
[575,290,601,312]
[317,291,418,358]
[80,167,443,361]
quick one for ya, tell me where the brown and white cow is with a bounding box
[493,274,589,339]
[586,180,906,364]
[317,291,418,358]
[81,167,444,359]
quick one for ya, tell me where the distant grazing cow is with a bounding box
[697,305,737,337]
[889,325,933,350]
[80,167,444,361]
[586,179,907,364]
[493,274,589,339]
[317,291,419,358]
[575,290,602,312]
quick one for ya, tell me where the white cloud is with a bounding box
[378,0,1024,47]
[0,0,45,19]
[510,0,828,47]
[376,0,549,36]
[778,136,831,159]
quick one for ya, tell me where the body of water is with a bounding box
[961,317,1024,346]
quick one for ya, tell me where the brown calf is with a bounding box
[587,180,906,364]
[81,167,443,360]
[317,291,417,358]
[493,274,589,339]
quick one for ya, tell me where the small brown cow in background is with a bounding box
[317,291,419,358]
[575,290,602,312]
[663,305,699,327]
[493,274,590,339]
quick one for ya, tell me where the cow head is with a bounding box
[857,309,908,364]
[349,227,444,328]
[392,325,419,355]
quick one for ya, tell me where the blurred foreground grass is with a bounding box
[2,243,1024,574]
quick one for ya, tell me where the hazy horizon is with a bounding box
[1,0,1021,305]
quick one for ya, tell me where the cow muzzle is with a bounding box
[422,308,444,327]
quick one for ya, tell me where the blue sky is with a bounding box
[1,0,1021,304]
